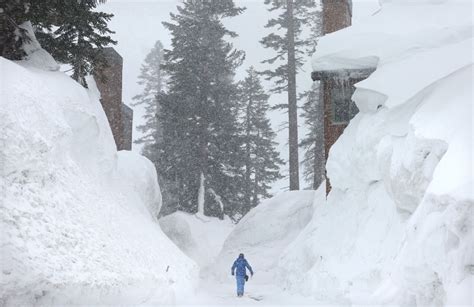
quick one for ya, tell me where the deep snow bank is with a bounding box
[207,191,315,282]
[278,176,404,303]
[159,212,234,268]
[279,0,473,305]
[0,58,197,305]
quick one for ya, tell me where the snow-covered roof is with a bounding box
[312,0,473,110]
[313,0,472,73]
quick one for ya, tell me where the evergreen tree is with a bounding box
[159,0,245,218]
[36,0,116,87]
[0,0,56,60]
[300,3,323,189]
[0,0,115,87]
[238,67,283,214]
[260,0,318,191]
[133,41,166,160]
[132,41,175,215]
[300,82,325,190]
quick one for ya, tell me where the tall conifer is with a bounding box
[260,0,318,190]
[159,0,245,218]
[238,67,283,214]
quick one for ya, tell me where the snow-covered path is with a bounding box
[159,193,323,305]
[176,277,329,306]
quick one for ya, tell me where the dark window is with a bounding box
[330,80,359,124]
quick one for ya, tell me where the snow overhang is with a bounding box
[311,67,376,81]
[310,1,473,105]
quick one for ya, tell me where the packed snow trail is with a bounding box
[176,277,331,306]
[159,192,324,305]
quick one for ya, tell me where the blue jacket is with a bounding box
[231,255,253,277]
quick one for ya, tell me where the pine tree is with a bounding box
[300,82,325,190]
[300,3,323,189]
[0,0,115,87]
[260,0,318,191]
[133,41,166,159]
[0,0,56,60]
[159,0,245,218]
[35,0,116,87]
[239,67,284,215]
[131,41,175,215]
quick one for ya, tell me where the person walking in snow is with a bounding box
[231,253,253,297]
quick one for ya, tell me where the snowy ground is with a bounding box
[156,190,323,305]
[177,278,329,306]
[159,191,324,306]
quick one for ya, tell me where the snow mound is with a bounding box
[0,58,197,305]
[117,151,162,219]
[207,191,315,282]
[279,0,473,305]
[159,211,234,269]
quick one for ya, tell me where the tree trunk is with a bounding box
[197,80,209,214]
[197,172,205,215]
[252,130,261,208]
[245,98,252,212]
[287,0,300,190]
[198,123,208,214]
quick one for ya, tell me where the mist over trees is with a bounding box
[158,0,246,219]
[300,83,325,190]
[300,3,324,190]
[133,0,325,219]
[131,0,284,219]
[133,41,166,154]
[131,40,175,213]
[260,0,319,191]
[238,67,284,216]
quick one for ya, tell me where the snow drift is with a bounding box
[159,212,234,269]
[278,0,473,305]
[0,57,197,305]
[207,191,315,282]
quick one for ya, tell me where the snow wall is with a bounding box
[208,190,316,282]
[0,56,197,305]
[278,0,473,305]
